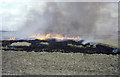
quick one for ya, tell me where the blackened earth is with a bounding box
[1,39,120,54]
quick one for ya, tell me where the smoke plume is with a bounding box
[2,2,118,42]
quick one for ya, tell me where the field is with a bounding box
[1,37,120,75]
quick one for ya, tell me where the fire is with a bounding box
[3,37,15,40]
[29,33,81,40]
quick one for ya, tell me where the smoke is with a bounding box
[18,2,100,37]
[2,2,118,42]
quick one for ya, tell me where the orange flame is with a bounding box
[29,33,81,40]
[3,37,15,40]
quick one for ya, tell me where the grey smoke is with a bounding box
[18,2,100,37]
[3,2,118,42]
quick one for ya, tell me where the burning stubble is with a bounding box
[1,2,119,75]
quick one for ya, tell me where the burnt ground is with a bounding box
[1,39,119,54]
[1,38,120,75]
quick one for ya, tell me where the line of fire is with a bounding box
[1,33,120,54]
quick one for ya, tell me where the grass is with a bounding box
[10,42,31,46]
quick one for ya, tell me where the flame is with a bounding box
[29,33,81,40]
[3,37,15,40]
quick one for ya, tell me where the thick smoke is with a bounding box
[3,2,118,43]
[45,3,100,35]
[18,2,100,38]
